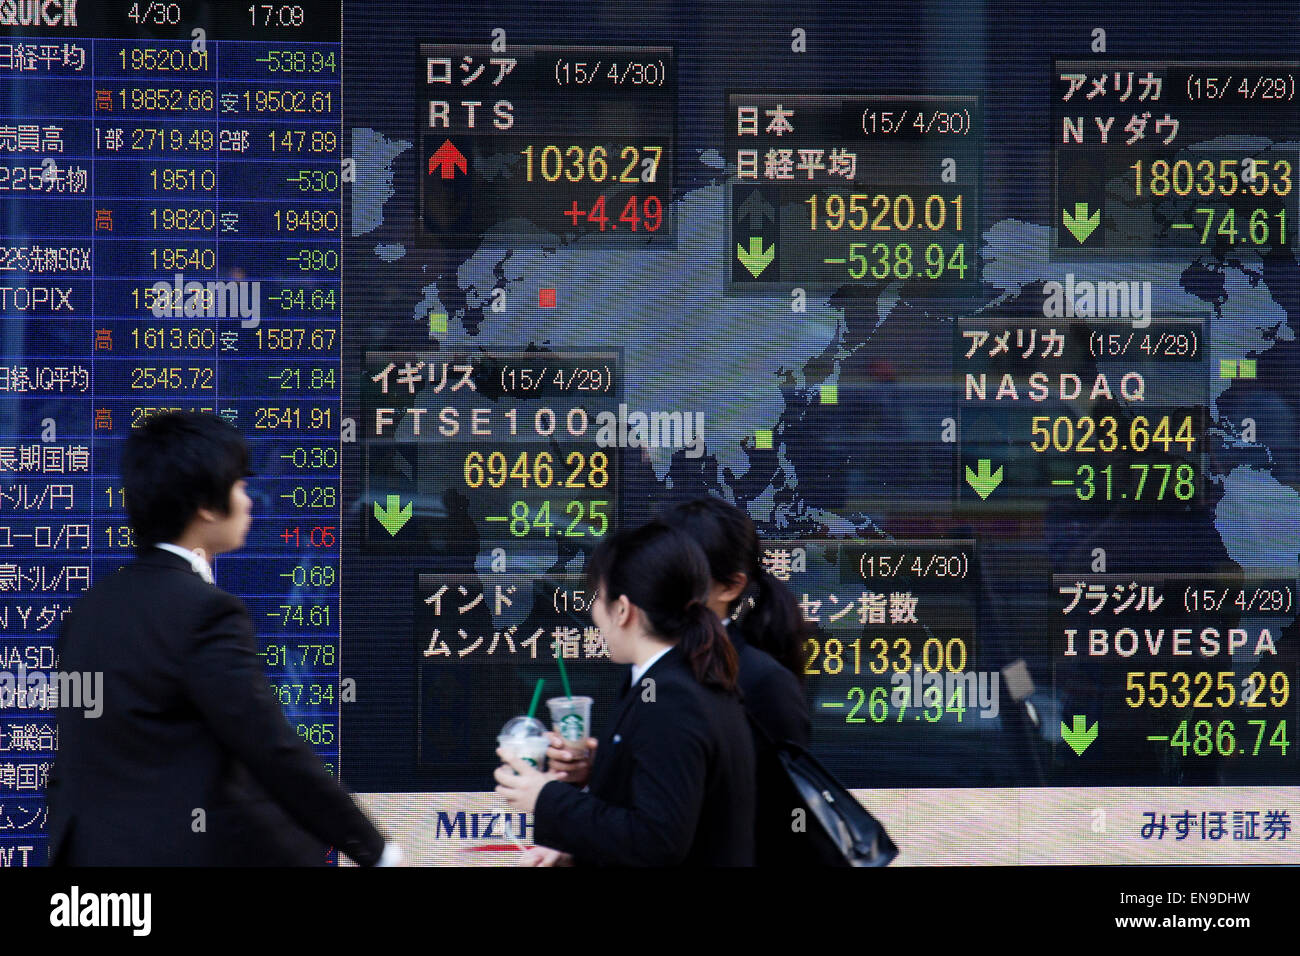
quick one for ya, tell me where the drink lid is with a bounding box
[499,715,548,740]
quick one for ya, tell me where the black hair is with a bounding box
[586,520,738,692]
[121,412,252,549]
[665,497,808,683]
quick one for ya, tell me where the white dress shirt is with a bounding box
[155,542,215,584]
[630,644,672,688]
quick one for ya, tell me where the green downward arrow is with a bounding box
[373,494,412,536]
[1061,715,1099,755]
[1062,202,1101,244]
[737,236,775,277]
[964,458,1003,499]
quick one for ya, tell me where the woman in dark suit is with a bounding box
[494,520,755,866]
[665,497,813,865]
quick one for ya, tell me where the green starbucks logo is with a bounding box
[559,713,584,742]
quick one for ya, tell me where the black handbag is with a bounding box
[746,711,899,867]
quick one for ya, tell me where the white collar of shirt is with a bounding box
[630,644,673,687]
[155,543,214,584]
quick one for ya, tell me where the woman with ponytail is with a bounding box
[667,497,811,743]
[665,497,814,865]
[494,520,756,866]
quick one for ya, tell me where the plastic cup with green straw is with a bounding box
[497,678,548,779]
[547,648,592,758]
[498,678,549,849]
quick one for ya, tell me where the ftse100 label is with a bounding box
[361,351,621,552]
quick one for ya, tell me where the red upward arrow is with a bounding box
[428,139,468,179]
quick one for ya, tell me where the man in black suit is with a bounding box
[46,412,399,866]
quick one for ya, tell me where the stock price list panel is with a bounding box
[360,351,621,556]
[1051,573,1299,784]
[418,44,674,245]
[725,93,980,294]
[956,313,1209,509]
[1053,60,1299,256]
[0,0,343,866]
[760,539,991,788]
[413,572,626,791]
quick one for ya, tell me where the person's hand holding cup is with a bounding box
[545,731,597,786]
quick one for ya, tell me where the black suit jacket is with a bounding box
[46,547,385,866]
[533,644,755,866]
[731,626,810,749]
[730,626,813,866]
